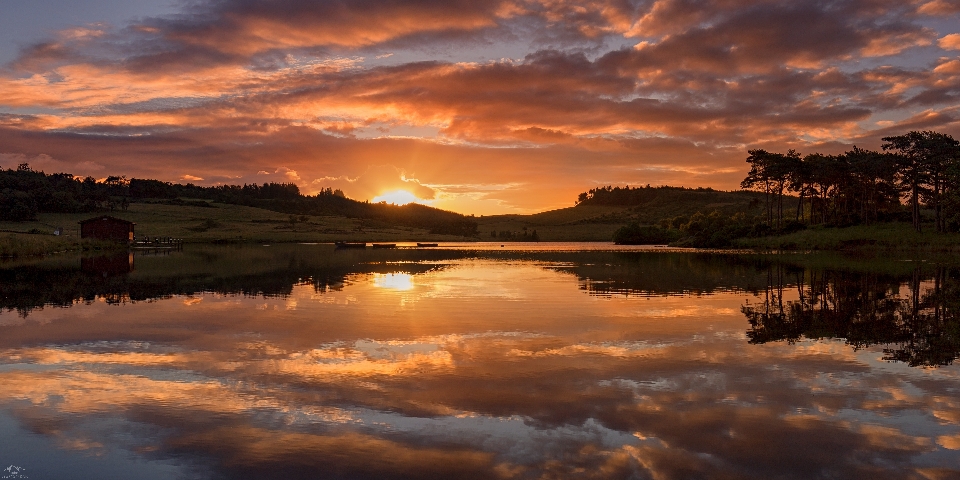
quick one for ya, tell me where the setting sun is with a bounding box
[371,190,424,206]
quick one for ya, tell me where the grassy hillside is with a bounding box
[4,187,763,254]
[0,168,479,237]
[0,201,476,256]
[478,189,768,241]
[478,205,629,241]
[5,189,763,247]
[7,186,959,255]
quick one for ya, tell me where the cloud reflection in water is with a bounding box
[0,249,958,478]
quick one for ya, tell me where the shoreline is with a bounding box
[5,232,960,260]
[3,202,959,259]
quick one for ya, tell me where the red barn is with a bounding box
[79,216,135,243]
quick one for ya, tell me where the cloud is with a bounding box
[314,164,437,201]
[615,3,935,75]
[1,269,957,478]
[0,0,957,213]
[918,0,960,15]
[272,166,301,182]
[0,152,107,176]
[940,33,960,50]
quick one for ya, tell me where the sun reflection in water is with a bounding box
[373,272,414,291]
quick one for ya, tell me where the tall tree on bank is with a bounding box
[742,150,804,228]
[803,153,836,225]
[771,150,801,229]
[882,131,960,233]
[925,134,960,232]
[741,150,775,227]
[845,147,899,225]
[744,146,901,228]
[788,153,813,222]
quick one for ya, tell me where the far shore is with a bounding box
[5,223,960,259]
[3,199,960,259]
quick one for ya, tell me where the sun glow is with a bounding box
[371,190,423,206]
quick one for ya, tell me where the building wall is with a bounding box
[80,217,134,242]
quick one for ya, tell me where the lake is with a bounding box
[1,243,959,479]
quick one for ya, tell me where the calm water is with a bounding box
[1,244,959,479]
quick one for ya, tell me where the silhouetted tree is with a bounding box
[741,149,775,226]
[882,131,960,232]
[738,131,960,232]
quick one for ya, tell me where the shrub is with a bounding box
[613,223,676,244]
[0,189,38,221]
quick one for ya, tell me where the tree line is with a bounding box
[0,164,125,220]
[0,164,307,220]
[741,130,960,232]
[576,184,720,206]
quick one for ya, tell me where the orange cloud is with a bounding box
[0,0,957,213]
[940,33,960,50]
[314,164,437,201]
[919,0,960,15]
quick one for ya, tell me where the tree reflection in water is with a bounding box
[0,247,448,316]
[743,264,960,367]
[7,247,960,369]
[2,246,960,478]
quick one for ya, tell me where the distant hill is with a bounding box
[477,186,769,241]
[575,185,768,222]
[0,167,478,237]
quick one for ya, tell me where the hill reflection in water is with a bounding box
[0,245,959,479]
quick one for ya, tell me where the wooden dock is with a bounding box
[131,236,184,251]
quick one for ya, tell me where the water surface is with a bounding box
[1,244,959,479]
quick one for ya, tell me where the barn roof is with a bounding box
[78,215,136,225]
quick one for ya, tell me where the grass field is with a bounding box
[736,222,960,252]
[477,189,767,242]
[0,233,79,257]
[5,197,960,258]
[478,205,630,241]
[2,202,638,256]
[0,201,478,257]
[0,233,123,258]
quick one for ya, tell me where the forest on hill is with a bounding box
[601,131,960,247]
[576,184,728,206]
[0,166,477,237]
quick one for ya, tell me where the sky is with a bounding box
[1,0,959,214]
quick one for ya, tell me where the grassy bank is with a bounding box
[735,222,960,252]
[0,233,76,257]
[0,201,477,257]
[0,232,124,258]
[5,199,960,258]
